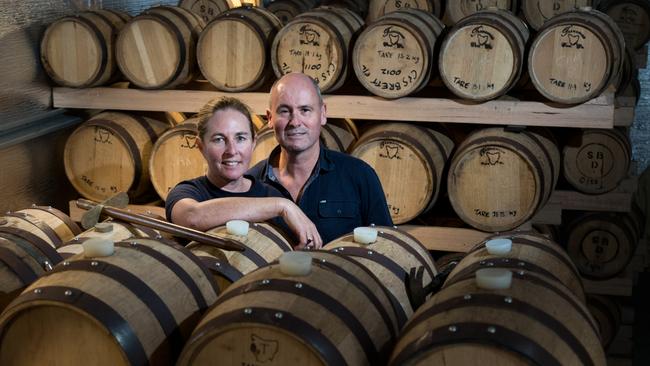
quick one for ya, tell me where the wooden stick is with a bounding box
[76,199,245,252]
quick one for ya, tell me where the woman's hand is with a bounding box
[280,199,322,250]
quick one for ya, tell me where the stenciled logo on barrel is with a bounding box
[479,147,505,166]
[180,132,198,149]
[247,334,279,364]
[580,230,619,274]
[560,25,586,49]
[277,22,338,89]
[576,143,614,188]
[358,24,424,94]
[470,26,494,49]
[94,126,113,144]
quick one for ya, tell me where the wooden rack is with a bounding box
[53,86,626,128]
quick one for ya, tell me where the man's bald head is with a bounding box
[269,72,323,109]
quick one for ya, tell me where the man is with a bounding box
[249,72,393,244]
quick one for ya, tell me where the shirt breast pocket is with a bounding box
[318,200,360,219]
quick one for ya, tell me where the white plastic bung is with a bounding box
[475,268,513,290]
[226,220,249,236]
[485,238,513,256]
[279,251,312,276]
[82,238,115,257]
[353,227,378,244]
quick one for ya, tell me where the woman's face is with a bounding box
[199,108,255,187]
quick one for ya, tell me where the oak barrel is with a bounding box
[178,0,239,22]
[562,128,631,194]
[40,9,131,88]
[388,264,605,365]
[149,120,208,200]
[564,211,641,279]
[439,9,529,101]
[322,0,371,18]
[521,0,592,30]
[353,9,445,98]
[0,238,218,366]
[324,226,438,323]
[598,0,650,50]
[528,7,625,104]
[251,119,358,166]
[266,0,319,24]
[350,123,454,224]
[116,5,205,89]
[177,250,399,366]
[187,222,293,290]
[447,127,560,232]
[587,294,621,348]
[271,6,365,92]
[63,111,169,202]
[443,0,519,25]
[366,0,443,23]
[446,231,586,303]
[198,6,283,91]
[0,206,78,310]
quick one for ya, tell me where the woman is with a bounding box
[165,97,322,249]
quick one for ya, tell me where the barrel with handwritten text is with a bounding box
[271,6,364,92]
[63,111,169,202]
[597,0,650,50]
[0,237,219,366]
[40,10,131,88]
[439,9,529,101]
[443,0,519,25]
[353,8,445,98]
[198,6,283,91]
[149,119,208,200]
[187,222,293,291]
[528,8,625,104]
[350,123,454,224]
[366,0,443,23]
[266,0,319,24]
[521,0,593,30]
[177,250,400,366]
[564,210,642,279]
[562,128,631,194]
[178,0,240,23]
[447,127,560,232]
[116,6,205,89]
[388,258,605,365]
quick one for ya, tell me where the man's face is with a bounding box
[267,75,326,154]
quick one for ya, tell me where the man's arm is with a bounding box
[362,165,394,227]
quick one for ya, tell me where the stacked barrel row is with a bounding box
[41,1,650,104]
[62,109,635,232]
[0,198,444,365]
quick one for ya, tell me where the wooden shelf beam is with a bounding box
[53,87,616,129]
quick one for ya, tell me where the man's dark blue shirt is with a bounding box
[248,144,393,244]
